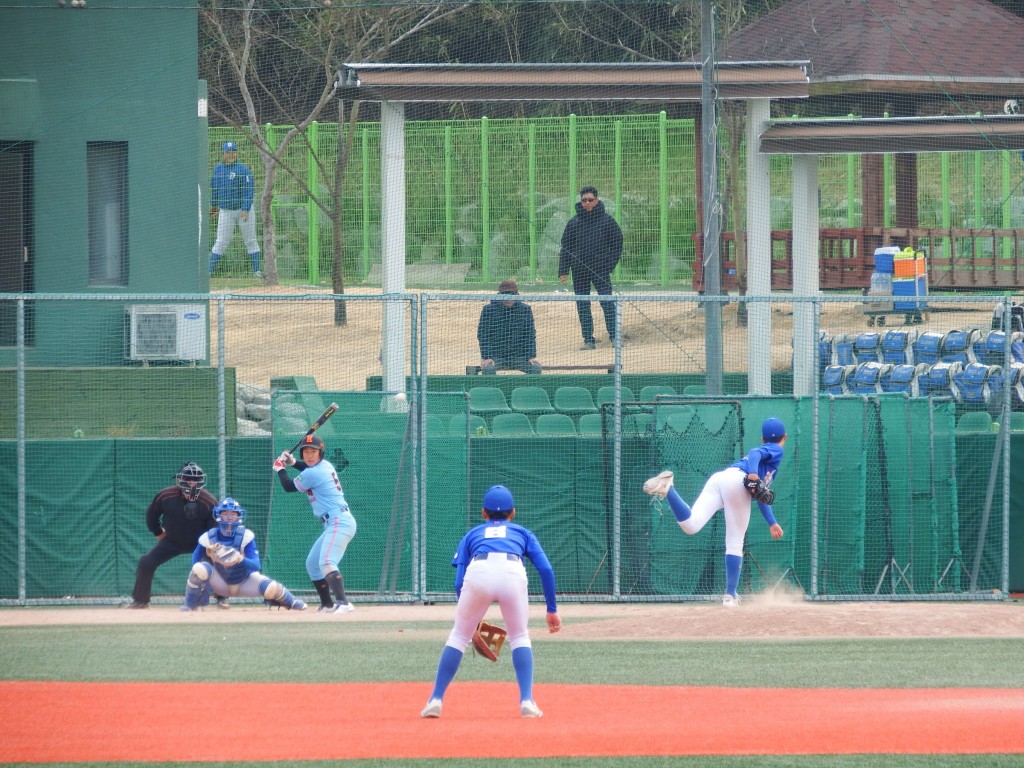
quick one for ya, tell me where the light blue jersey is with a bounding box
[294,459,348,521]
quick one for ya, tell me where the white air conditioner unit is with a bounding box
[126,304,207,362]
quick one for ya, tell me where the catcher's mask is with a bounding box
[176,462,207,502]
[482,485,515,514]
[299,434,326,459]
[214,497,246,536]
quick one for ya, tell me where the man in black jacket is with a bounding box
[124,462,223,609]
[477,279,542,375]
[558,186,624,350]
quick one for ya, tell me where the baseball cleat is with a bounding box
[123,600,149,609]
[643,470,674,499]
[179,605,198,612]
[722,594,741,608]
[520,700,543,718]
[215,596,231,609]
[327,601,355,614]
[420,699,443,718]
[291,599,308,611]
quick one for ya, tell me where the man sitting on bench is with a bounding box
[477,279,542,375]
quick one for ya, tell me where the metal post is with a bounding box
[701,0,724,395]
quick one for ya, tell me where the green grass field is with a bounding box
[2,619,1023,767]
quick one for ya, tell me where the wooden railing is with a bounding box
[691,227,1024,292]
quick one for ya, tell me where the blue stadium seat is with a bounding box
[853,332,882,364]
[881,329,917,365]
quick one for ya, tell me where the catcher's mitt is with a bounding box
[743,475,775,505]
[207,543,243,567]
[471,620,507,662]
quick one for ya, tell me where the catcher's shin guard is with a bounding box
[312,578,333,608]
[183,563,213,609]
[260,578,302,610]
[325,570,348,603]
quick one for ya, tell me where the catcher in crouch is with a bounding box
[421,485,561,720]
[644,416,786,608]
[180,497,306,611]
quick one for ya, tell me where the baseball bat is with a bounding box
[289,402,339,454]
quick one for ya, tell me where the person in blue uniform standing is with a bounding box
[180,497,306,611]
[208,140,261,277]
[421,485,561,719]
[274,435,357,614]
[643,417,786,607]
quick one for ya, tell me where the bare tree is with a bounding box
[202,0,471,324]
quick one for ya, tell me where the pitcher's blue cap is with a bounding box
[222,141,237,152]
[762,417,786,442]
[483,485,515,513]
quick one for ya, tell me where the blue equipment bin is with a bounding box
[873,246,900,274]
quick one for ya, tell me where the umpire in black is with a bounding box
[125,462,219,608]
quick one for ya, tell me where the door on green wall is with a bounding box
[0,141,34,346]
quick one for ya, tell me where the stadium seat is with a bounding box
[849,362,893,395]
[913,331,946,365]
[448,413,489,436]
[953,363,997,405]
[822,364,856,395]
[1009,412,1024,433]
[596,385,636,409]
[955,411,994,434]
[881,329,917,365]
[534,413,577,436]
[577,413,605,435]
[881,363,929,396]
[553,386,598,415]
[622,412,654,434]
[490,412,536,436]
[940,328,980,365]
[639,384,676,402]
[449,413,487,436]
[468,386,512,416]
[683,384,706,395]
[663,407,696,433]
[852,332,882,364]
[509,386,555,415]
[920,361,963,399]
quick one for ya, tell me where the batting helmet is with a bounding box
[214,497,246,536]
[176,462,207,501]
[482,485,515,514]
[299,434,325,456]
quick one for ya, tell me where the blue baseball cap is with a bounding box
[762,417,786,442]
[222,141,237,152]
[482,485,515,513]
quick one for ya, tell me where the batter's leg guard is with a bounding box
[325,570,349,605]
[312,578,333,609]
[183,562,213,610]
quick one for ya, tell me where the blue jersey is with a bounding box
[451,519,557,613]
[732,442,784,487]
[294,459,348,521]
[194,526,260,584]
[211,161,254,211]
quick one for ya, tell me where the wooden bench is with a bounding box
[466,364,614,375]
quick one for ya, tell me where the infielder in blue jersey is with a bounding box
[208,140,261,276]
[644,416,787,607]
[181,497,306,611]
[273,434,357,614]
[421,485,561,719]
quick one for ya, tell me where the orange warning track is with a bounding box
[2,681,1023,762]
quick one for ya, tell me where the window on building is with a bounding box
[87,141,128,286]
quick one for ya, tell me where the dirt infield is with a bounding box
[3,597,1023,638]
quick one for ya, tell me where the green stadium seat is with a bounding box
[596,385,636,410]
[683,384,706,395]
[553,386,598,415]
[534,413,577,436]
[577,413,605,435]
[622,412,654,434]
[510,386,556,415]
[468,386,512,416]
[955,411,994,434]
[639,384,677,402]
[449,413,489,436]
[657,404,696,432]
[1010,412,1024,432]
[490,412,536,436]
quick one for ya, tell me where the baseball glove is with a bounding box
[471,620,507,662]
[207,543,243,567]
[743,475,775,505]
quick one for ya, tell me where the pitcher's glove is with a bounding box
[743,474,775,505]
[207,543,243,567]
[471,620,507,662]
